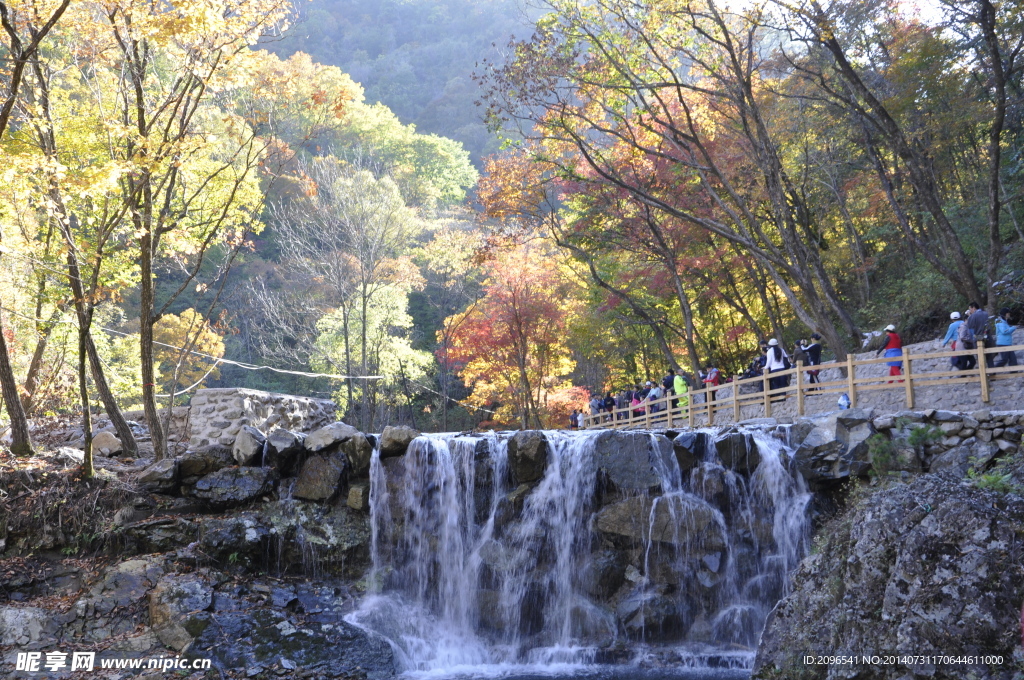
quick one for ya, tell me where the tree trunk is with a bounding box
[0,313,33,456]
[78,325,94,478]
[140,229,167,460]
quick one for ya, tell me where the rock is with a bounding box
[872,415,895,430]
[616,584,690,641]
[788,419,817,447]
[138,458,179,493]
[304,421,360,453]
[579,550,626,599]
[71,558,166,641]
[347,482,370,511]
[753,474,1024,680]
[379,425,419,458]
[673,431,711,472]
[591,431,676,493]
[689,463,727,506]
[995,438,1018,454]
[938,421,963,434]
[0,606,57,646]
[342,433,373,476]
[714,432,760,473]
[293,453,346,501]
[972,408,992,422]
[149,574,213,652]
[92,430,122,455]
[179,445,234,477]
[793,412,873,483]
[596,494,725,553]
[508,430,549,483]
[192,467,273,509]
[931,410,963,422]
[265,429,305,475]
[233,426,266,466]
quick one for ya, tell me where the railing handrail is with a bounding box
[580,340,1024,430]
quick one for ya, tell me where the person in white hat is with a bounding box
[941,311,964,370]
[876,324,903,379]
[764,338,791,396]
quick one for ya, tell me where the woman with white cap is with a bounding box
[764,338,790,395]
[876,324,903,379]
[941,311,964,370]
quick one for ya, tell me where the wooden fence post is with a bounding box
[846,355,857,408]
[795,360,804,416]
[978,341,990,403]
[733,378,740,422]
[763,373,771,418]
[902,346,914,408]
[687,396,694,428]
[707,387,714,426]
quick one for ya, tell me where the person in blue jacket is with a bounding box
[994,308,1019,367]
[941,311,964,369]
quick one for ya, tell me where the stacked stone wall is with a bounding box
[187,388,335,449]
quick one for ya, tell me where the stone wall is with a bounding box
[187,388,335,449]
[679,328,1024,427]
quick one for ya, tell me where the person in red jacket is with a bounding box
[876,324,903,380]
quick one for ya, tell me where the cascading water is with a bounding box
[348,426,811,678]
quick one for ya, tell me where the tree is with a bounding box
[446,241,575,429]
[0,0,71,456]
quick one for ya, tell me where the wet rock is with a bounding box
[616,584,690,641]
[304,421,360,453]
[689,463,727,506]
[673,431,711,472]
[580,549,627,599]
[379,425,419,458]
[0,606,58,646]
[190,606,394,677]
[138,458,179,493]
[192,467,273,509]
[70,558,165,641]
[570,598,617,646]
[508,430,549,483]
[265,429,305,475]
[149,574,213,652]
[293,452,346,501]
[591,431,676,492]
[596,494,725,553]
[342,433,374,476]
[123,517,198,555]
[233,426,266,466]
[753,474,1024,680]
[179,445,234,477]
[92,430,122,455]
[714,432,760,473]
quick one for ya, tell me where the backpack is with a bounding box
[958,322,974,344]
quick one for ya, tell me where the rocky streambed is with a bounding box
[0,409,1022,679]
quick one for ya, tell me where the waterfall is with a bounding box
[348,426,811,675]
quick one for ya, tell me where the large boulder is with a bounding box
[379,425,419,458]
[191,467,273,509]
[232,426,266,466]
[149,573,213,652]
[508,431,549,483]
[673,431,711,472]
[753,474,1024,680]
[293,452,346,501]
[616,584,690,641]
[591,431,677,493]
[92,430,122,455]
[342,433,374,477]
[714,431,760,474]
[304,421,360,453]
[179,445,234,477]
[595,494,725,553]
[264,429,305,475]
[138,458,179,493]
[792,410,874,483]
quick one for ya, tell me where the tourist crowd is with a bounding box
[569,306,1020,429]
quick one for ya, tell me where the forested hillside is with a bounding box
[0,0,1022,457]
[269,0,531,164]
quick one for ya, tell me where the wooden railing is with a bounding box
[580,341,1024,430]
